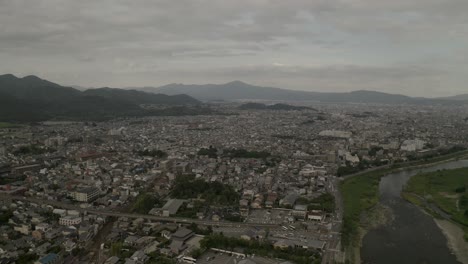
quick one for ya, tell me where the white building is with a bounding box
[401,139,426,152]
[319,130,352,139]
[59,216,82,226]
[70,187,100,202]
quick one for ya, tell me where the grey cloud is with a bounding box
[0,0,467,96]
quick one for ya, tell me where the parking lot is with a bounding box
[245,208,292,225]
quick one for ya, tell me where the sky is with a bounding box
[0,0,467,97]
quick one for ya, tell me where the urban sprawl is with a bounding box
[1,102,467,264]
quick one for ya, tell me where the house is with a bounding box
[63,239,76,252]
[45,228,61,240]
[135,236,155,248]
[126,251,148,264]
[144,240,161,254]
[14,224,31,235]
[265,192,277,208]
[104,256,120,264]
[307,211,325,222]
[280,193,299,207]
[124,235,140,246]
[34,253,61,264]
[240,229,257,241]
[35,223,51,232]
[34,242,51,255]
[273,239,295,250]
[32,230,44,240]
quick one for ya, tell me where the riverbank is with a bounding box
[340,150,468,263]
[402,166,468,263]
[403,167,468,239]
[435,219,468,264]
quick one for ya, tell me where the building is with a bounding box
[32,230,44,240]
[401,139,426,152]
[126,251,149,264]
[292,204,307,219]
[280,193,299,207]
[150,199,184,216]
[104,256,120,264]
[44,136,67,147]
[35,253,61,264]
[59,216,82,226]
[70,187,100,202]
[169,228,194,254]
[319,130,352,139]
[307,211,325,222]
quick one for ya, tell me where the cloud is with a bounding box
[0,0,467,96]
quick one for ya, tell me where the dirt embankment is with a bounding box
[435,219,468,264]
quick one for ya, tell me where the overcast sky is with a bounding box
[1,0,467,97]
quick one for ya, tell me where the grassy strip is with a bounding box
[340,168,386,252]
[0,122,20,128]
[403,167,468,241]
[339,150,468,259]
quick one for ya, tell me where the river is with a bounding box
[361,160,468,264]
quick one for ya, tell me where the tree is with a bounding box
[110,242,123,256]
[16,253,37,264]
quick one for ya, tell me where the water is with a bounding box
[361,160,468,264]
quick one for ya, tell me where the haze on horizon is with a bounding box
[1,0,467,98]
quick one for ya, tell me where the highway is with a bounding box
[1,194,279,228]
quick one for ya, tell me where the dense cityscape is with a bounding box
[1,102,467,264]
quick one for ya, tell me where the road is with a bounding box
[321,176,344,264]
[1,194,278,228]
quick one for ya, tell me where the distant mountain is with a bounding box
[239,102,316,111]
[0,74,80,101]
[69,85,90,91]
[0,74,201,122]
[137,81,462,105]
[437,94,468,101]
[83,87,199,105]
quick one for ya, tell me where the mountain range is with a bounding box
[2,74,467,122]
[134,81,466,105]
[239,102,316,111]
[0,74,200,122]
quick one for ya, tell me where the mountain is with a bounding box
[83,87,199,105]
[0,74,201,122]
[0,74,80,101]
[137,81,462,105]
[239,102,316,111]
[69,85,90,91]
[141,81,311,101]
[437,94,468,101]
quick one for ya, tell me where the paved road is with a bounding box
[1,194,278,228]
[321,177,344,264]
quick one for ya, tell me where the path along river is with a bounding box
[361,160,468,264]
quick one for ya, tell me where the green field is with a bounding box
[403,167,468,240]
[340,168,388,251]
[0,122,20,128]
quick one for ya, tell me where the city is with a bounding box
[1,102,467,263]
